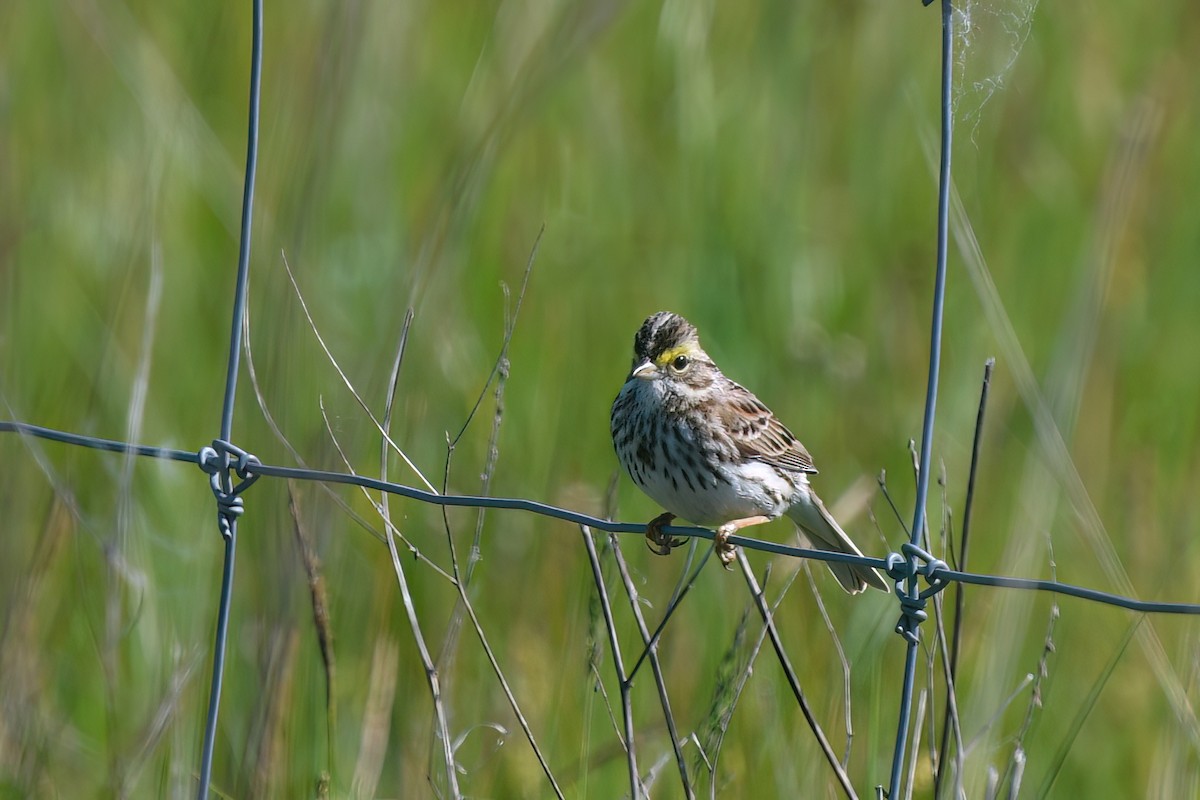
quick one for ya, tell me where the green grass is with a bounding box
[4,0,1200,797]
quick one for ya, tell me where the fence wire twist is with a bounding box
[3,0,1197,797]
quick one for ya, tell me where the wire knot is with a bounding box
[885,543,951,644]
[198,440,261,540]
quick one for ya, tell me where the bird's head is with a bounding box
[627,311,716,392]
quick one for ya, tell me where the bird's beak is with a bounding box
[631,360,657,380]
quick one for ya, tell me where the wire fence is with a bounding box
[3,1,1199,798]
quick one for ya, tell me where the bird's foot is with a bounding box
[645,512,682,556]
[715,522,738,569]
[714,516,773,570]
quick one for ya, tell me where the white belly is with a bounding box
[633,455,794,526]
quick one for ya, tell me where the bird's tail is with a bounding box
[786,488,890,594]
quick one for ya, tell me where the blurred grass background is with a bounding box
[3,0,1200,797]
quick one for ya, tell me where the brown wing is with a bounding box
[718,382,819,474]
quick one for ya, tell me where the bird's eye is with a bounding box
[672,355,689,371]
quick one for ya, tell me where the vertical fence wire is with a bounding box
[218,0,262,444]
[887,0,955,796]
[197,1,263,797]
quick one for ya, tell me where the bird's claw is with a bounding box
[715,522,738,570]
[645,512,682,556]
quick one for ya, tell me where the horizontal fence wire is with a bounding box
[0,421,198,463]
[4,419,1200,618]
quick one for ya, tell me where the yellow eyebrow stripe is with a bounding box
[655,344,700,366]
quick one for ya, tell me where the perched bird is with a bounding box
[610,311,888,594]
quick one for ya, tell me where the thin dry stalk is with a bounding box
[801,560,855,767]
[282,252,437,494]
[314,399,455,583]
[124,651,199,792]
[736,551,857,799]
[929,593,963,799]
[876,470,912,540]
[937,108,1200,752]
[696,604,751,799]
[1000,598,1059,795]
[925,463,953,785]
[435,254,521,645]
[935,358,993,799]
[627,548,713,682]
[907,444,955,797]
[286,484,337,774]
[437,576,565,797]
[379,490,459,798]
[1006,749,1026,800]
[1035,616,1141,798]
[607,534,695,799]
[249,627,300,798]
[580,525,643,799]
[0,498,72,794]
[963,675,1035,757]
[242,284,449,576]
[903,689,928,800]
[351,636,399,798]
[589,662,626,746]
[429,231,562,798]
[115,245,163,543]
[106,249,163,797]
[375,325,460,799]
[700,561,802,798]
